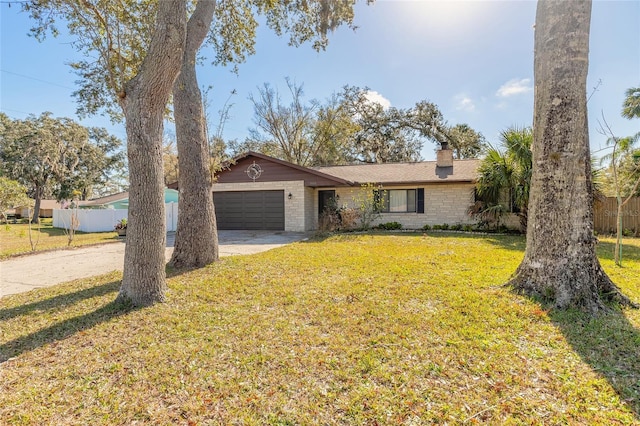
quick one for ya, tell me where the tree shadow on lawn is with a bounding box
[479,234,639,414]
[0,280,121,322]
[549,307,640,417]
[480,233,640,261]
[413,230,527,252]
[0,280,139,363]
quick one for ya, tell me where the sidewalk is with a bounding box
[0,231,308,298]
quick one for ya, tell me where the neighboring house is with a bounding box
[15,200,64,218]
[81,188,179,209]
[203,149,480,232]
[52,188,181,233]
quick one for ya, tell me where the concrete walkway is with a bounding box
[0,231,309,298]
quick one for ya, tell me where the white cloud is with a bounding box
[496,78,533,97]
[364,90,392,110]
[454,94,476,112]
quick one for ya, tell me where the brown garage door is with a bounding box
[214,190,285,230]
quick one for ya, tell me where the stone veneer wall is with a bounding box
[212,180,307,232]
[212,181,476,231]
[328,183,476,229]
[304,187,316,231]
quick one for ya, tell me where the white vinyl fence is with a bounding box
[53,203,179,233]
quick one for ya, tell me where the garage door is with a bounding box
[214,190,285,230]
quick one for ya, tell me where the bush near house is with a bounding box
[376,221,402,230]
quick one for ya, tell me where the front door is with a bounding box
[318,190,336,215]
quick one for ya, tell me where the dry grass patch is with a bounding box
[0,221,119,259]
[1,233,639,424]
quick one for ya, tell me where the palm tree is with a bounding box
[471,126,532,231]
[622,87,640,119]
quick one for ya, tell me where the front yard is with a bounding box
[0,220,119,259]
[1,233,639,424]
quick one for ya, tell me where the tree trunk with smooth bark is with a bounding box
[508,0,635,313]
[615,196,623,265]
[169,0,219,269]
[117,0,187,306]
[31,184,44,222]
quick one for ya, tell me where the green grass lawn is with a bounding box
[1,233,639,424]
[0,220,120,259]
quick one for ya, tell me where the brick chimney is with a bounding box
[436,141,454,168]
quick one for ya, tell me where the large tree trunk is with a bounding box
[117,0,187,306]
[169,0,219,269]
[509,0,635,313]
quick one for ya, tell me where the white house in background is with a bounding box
[169,149,480,232]
[53,188,180,232]
[81,188,179,209]
[14,200,64,218]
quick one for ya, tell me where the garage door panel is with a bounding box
[214,190,285,230]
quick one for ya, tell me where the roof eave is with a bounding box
[352,179,476,186]
[228,151,355,186]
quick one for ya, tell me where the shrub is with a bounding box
[422,224,431,231]
[351,183,386,230]
[378,221,402,230]
[318,210,340,232]
[462,224,473,232]
[338,208,360,231]
[450,224,463,231]
[441,223,450,230]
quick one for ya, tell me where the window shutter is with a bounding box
[417,188,424,213]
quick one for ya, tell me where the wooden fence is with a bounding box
[594,197,640,235]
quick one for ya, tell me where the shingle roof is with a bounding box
[314,159,480,185]
[14,200,63,210]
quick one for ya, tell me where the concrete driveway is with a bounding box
[0,230,309,298]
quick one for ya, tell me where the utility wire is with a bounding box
[1,69,75,90]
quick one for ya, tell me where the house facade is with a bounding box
[208,150,480,232]
[14,200,64,218]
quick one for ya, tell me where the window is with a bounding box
[379,189,419,213]
[498,188,521,213]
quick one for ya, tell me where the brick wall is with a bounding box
[304,187,316,231]
[331,183,476,229]
[421,183,476,227]
[212,181,477,231]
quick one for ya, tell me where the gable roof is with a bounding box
[315,159,480,185]
[215,151,354,187]
[16,200,64,210]
[173,152,481,188]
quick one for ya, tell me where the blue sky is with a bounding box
[1,0,638,162]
